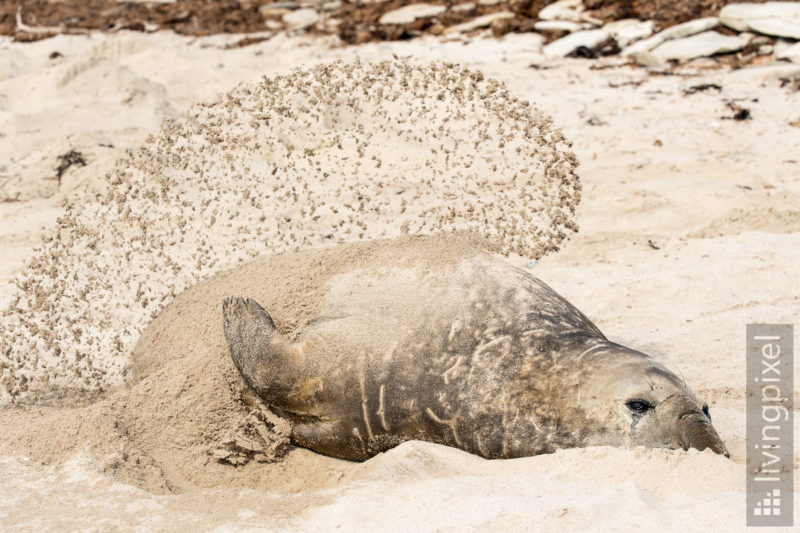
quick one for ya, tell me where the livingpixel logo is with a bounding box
[747,324,794,527]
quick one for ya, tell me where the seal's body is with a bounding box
[222,255,728,461]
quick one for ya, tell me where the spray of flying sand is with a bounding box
[0,58,580,404]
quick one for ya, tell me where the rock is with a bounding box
[282,8,321,29]
[260,2,301,17]
[379,4,447,25]
[321,0,342,10]
[758,44,774,55]
[451,3,475,12]
[630,50,664,67]
[651,31,750,61]
[266,1,301,9]
[478,0,501,5]
[543,29,609,58]
[748,18,800,40]
[776,40,800,62]
[534,20,583,33]
[602,19,655,48]
[538,0,584,23]
[445,11,515,34]
[720,2,800,38]
[623,17,719,55]
[491,16,519,37]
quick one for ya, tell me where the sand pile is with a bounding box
[0,235,488,493]
[0,58,579,405]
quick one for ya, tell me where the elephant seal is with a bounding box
[222,247,728,461]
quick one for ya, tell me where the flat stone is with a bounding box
[720,2,800,37]
[534,20,583,33]
[478,0,500,5]
[776,40,800,62]
[538,0,584,23]
[623,17,718,55]
[543,29,609,58]
[603,19,655,48]
[651,31,750,61]
[451,3,475,12]
[282,8,320,29]
[748,17,800,40]
[445,11,515,34]
[379,4,447,25]
[630,50,664,67]
[266,1,301,9]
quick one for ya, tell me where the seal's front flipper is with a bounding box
[222,296,301,409]
[291,419,373,461]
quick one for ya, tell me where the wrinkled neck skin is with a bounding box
[524,337,729,457]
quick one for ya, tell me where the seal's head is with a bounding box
[573,341,729,457]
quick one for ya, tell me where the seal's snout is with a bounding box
[678,409,729,458]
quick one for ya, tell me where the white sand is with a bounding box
[1,29,799,530]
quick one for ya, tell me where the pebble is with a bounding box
[630,50,664,67]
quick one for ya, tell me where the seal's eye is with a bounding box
[702,405,711,420]
[625,399,653,414]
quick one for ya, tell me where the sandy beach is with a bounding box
[1,9,799,531]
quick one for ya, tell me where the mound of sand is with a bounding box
[0,235,490,493]
[0,58,579,404]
